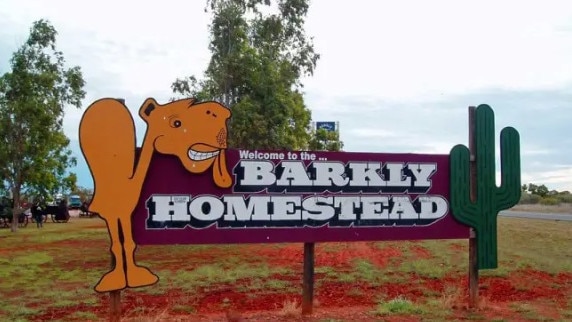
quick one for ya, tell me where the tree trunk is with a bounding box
[10,188,20,233]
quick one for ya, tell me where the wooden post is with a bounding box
[109,253,121,322]
[302,242,315,315]
[468,106,479,308]
[110,290,121,322]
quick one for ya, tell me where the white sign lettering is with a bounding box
[233,160,437,193]
[146,194,448,229]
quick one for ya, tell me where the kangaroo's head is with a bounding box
[139,97,232,188]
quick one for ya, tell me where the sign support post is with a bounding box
[109,256,121,322]
[109,289,121,321]
[302,242,315,315]
[468,106,479,308]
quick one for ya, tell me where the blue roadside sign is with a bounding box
[316,121,336,132]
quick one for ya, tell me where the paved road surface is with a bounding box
[500,210,572,221]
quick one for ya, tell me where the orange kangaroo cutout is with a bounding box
[79,97,232,293]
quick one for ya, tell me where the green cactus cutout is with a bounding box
[450,104,521,269]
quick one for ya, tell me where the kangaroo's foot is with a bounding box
[95,268,127,292]
[126,264,159,288]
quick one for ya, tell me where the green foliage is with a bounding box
[539,197,560,206]
[535,184,549,197]
[556,193,572,203]
[450,104,521,269]
[0,19,86,231]
[518,183,572,205]
[519,192,541,204]
[308,128,343,151]
[172,0,341,151]
[526,183,549,197]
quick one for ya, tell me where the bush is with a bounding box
[540,197,560,206]
[556,194,572,204]
[519,193,541,204]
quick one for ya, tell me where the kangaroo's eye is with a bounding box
[170,119,182,128]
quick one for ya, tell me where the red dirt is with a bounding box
[25,241,572,321]
[409,245,432,259]
[251,242,403,269]
[449,243,466,252]
[481,269,571,304]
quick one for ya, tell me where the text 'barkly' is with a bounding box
[232,160,438,193]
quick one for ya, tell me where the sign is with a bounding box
[133,149,469,245]
[316,121,337,132]
[79,97,520,294]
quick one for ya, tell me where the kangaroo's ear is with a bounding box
[139,98,159,121]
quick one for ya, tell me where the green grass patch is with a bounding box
[323,259,394,284]
[179,263,289,284]
[172,304,196,314]
[399,259,446,279]
[374,296,425,316]
[373,240,465,279]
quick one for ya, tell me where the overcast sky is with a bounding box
[1,0,571,192]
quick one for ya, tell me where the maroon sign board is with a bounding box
[133,149,469,245]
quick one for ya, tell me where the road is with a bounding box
[499,210,572,221]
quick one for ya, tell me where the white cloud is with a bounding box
[522,148,554,156]
[348,128,399,139]
[302,0,572,101]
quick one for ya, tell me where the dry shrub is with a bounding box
[124,307,171,322]
[278,299,300,317]
[439,286,496,312]
[439,286,465,309]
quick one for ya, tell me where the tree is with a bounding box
[536,184,549,198]
[172,0,332,150]
[0,19,86,232]
[309,128,343,151]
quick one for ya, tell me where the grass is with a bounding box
[0,216,571,321]
[374,296,424,316]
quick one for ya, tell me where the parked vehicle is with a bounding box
[68,195,82,210]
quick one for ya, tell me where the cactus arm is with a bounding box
[497,127,521,210]
[449,144,479,228]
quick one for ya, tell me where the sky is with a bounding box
[1,0,572,192]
